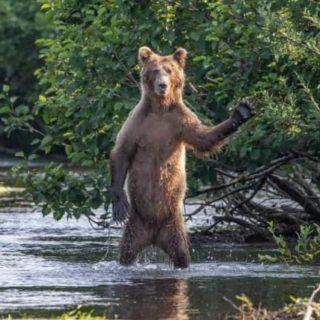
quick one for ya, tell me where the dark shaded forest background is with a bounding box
[1,0,320,240]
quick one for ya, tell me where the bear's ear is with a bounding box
[138,46,154,64]
[173,48,187,68]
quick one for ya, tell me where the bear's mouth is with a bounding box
[155,85,169,96]
[158,88,168,95]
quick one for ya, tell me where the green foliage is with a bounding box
[259,221,320,264]
[227,288,320,320]
[2,306,113,319]
[24,163,111,220]
[10,0,319,221]
[59,306,113,320]
[205,0,320,168]
[0,0,48,102]
[0,0,51,149]
[0,85,34,138]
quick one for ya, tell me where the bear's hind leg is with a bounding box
[119,215,151,266]
[157,217,190,269]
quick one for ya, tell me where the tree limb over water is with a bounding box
[186,152,320,239]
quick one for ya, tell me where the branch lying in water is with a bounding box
[186,151,320,238]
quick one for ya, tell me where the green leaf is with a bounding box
[40,135,53,148]
[15,105,29,115]
[65,144,72,156]
[2,85,9,93]
[39,95,47,103]
[41,3,50,10]
[53,210,64,221]
[15,151,25,158]
[0,106,10,114]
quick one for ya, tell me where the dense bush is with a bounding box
[11,0,320,233]
[0,0,50,150]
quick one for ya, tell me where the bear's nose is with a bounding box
[159,83,167,90]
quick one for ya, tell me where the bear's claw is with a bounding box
[234,102,255,124]
[111,191,130,223]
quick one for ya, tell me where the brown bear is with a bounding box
[110,47,253,268]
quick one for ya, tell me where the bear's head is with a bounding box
[138,46,187,106]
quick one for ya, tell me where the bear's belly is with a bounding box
[127,147,186,220]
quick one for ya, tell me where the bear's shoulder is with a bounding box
[176,104,201,126]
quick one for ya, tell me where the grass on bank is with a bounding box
[226,284,320,320]
[4,308,115,320]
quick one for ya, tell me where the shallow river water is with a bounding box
[0,209,319,319]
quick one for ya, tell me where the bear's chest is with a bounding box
[137,113,179,152]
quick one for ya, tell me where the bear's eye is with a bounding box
[153,69,160,75]
[165,68,172,75]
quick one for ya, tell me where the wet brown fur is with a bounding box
[110,47,242,268]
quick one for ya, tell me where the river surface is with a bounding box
[0,209,319,319]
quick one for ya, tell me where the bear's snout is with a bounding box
[154,74,170,96]
[159,82,167,91]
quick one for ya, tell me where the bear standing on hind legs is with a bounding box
[110,47,254,268]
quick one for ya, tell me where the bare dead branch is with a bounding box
[269,174,320,220]
[303,284,320,320]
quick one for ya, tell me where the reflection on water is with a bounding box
[104,278,190,320]
[0,210,319,319]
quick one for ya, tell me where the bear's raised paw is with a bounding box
[233,102,255,124]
